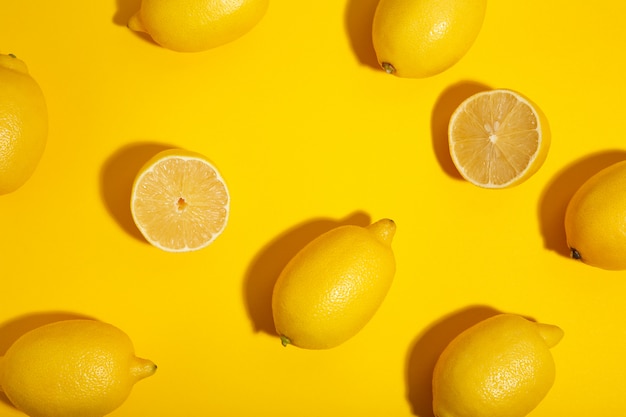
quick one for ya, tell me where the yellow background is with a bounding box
[1,0,626,416]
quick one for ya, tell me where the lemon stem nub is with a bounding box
[381,62,396,74]
[571,248,582,260]
[280,336,291,347]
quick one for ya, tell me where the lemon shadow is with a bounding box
[243,211,372,336]
[431,81,491,180]
[0,311,95,408]
[538,149,626,258]
[100,141,174,243]
[112,0,158,45]
[405,305,501,417]
[344,0,381,70]
[113,0,142,26]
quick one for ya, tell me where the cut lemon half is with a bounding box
[448,89,550,188]
[130,149,229,252]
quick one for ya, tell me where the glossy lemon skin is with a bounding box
[128,0,269,52]
[272,219,396,349]
[372,0,487,78]
[0,54,47,194]
[0,320,156,417]
[565,160,626,270]
[432,314,563,417]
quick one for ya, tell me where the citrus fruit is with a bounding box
[128,0,269,52]
[565,159,626,270]
[0,319,156,417]
[372,0,487,78]
[272,218,396,349]
[130,148,229,252]
[448,89,550,188]
[0,53,47,194]
[432,313,564,417]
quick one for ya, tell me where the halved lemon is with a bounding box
[130,148,229,252]
[448,89,550,188]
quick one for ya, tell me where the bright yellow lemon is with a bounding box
[565,160,626,270]
[372,0,487,78]
[272,219,396,349]
[128,0,269,52]
[0,319,156,417]
[432,313,563,417]
[0,53,47,194]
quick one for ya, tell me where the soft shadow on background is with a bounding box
[100,142,174,243]
[0,311,95,408]
[113,0,142,26]
[431,81,491,180]
[538,149,626,257]
[405,305,501,417]
[113,0,156,44]
[344,0,381,69]
[243,211,372,335]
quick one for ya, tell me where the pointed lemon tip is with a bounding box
[0,53,28,74]
[367,218,396,245]
[128,13,146,33]
[132,357,157,381]
[537,322,564,348]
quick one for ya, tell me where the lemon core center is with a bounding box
[485,121,501,143]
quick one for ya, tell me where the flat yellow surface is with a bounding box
[1,1,626,416]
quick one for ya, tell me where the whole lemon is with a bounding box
[372,0,487,78]
[272,218,396,349]
[0,319,157,417]
[432,314,564,417]
[0,53,47,194]
[565,160,626,270]
[128,0,269,52]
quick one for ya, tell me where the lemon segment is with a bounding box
[448,89,550,188]
[272,219,396,349]
[130,148,230,253]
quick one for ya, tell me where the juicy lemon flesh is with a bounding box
[433,314,563,417]
[129,0,269,52]
[131,149,230,253]
[372,0,486,78]
[565,160,626,270]
[272,219,396,350]
[449,90,550,188]
[0,54,47,194]
[0,320,156,417]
